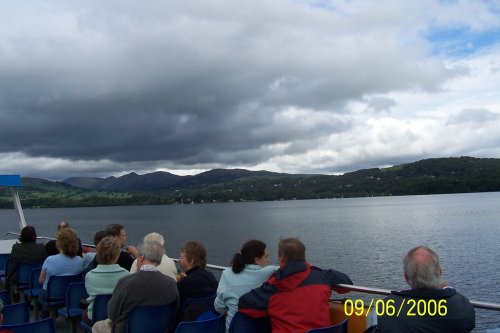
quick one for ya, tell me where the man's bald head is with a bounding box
[403,246,443,289]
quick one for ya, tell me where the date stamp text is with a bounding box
[344,299,448,317]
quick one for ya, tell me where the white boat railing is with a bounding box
[4,232,499,312]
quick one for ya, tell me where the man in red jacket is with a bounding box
[238,238,352,333]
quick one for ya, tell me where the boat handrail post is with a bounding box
[11,187,26,230]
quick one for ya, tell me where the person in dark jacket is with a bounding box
[7,226,47,286]
[106,224,138,271]
[376,246,475,333]
[177,240,218,319]
[238,237,353,333]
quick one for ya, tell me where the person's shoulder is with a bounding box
[201,268,217,279]
[34,242,46,250]
[66,255,83,263]
[11,241,21,251]
[163,254,175,262]
[44,254,57,262]
[115,271,135,285]
[261,265,278,274]
[140,270,177,284]
[446,288,474,308]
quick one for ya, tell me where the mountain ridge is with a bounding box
[2,156,500,208]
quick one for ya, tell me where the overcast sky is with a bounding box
[1,0,500,180]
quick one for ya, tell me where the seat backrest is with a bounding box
[66,282,88,310]
[0,253,10,274]
[2,302,30,325]
[29,268,43,290]
[0,290,11,305]
[175,313,225,333]
[16,262,43,285]
[179,295,216,322]
[228,311,272,333]
[306,318,348,333]
[46,274,83,305]
[1,317,56,333]
[125,302,177,333]
[92,294,113,322]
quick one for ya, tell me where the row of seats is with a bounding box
[1,257,348,333]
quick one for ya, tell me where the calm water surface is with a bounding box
[1,192,499,331]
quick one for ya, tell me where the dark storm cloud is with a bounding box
[3,1,444,166]
[2,0,497,179]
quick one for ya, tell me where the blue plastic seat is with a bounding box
[80,294,112,332]
[0,253,10,280]
[175,313,225,333]
[306,318,348,333]
[39,273,83,318]
[11,262,43,304]
[228,311,272,333]
[179,295,216,322]
[57,282,88,333]
[23,267,42,318]
[1,317,56,333]
[2,302,30,325]
[15,262,43,291]
[125,303,177,333]
[0,290,11,305]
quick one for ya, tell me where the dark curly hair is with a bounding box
[19,226,37,243]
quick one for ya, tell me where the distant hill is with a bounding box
[62,168,293,191]
[65,171,183,191]
[2,156,500,208]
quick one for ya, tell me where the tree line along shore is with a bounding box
[2,156,500,209]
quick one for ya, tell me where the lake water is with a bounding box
[1,192,499,331]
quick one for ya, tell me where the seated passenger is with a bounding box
[92,241,179,333]
[106,224,138,271]
[177,240,218,306]
[375,246,475,333]
[238,237,352,333]
[215,239,277,331]
[7,226,47,288]
[45,221,83,256]
[130,232,177,280]
[82,230,108,272]
[39,228,83,301]
[83,236,129,325]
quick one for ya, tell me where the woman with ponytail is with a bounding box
[214,240,277,331]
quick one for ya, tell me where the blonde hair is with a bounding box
[56,228,79,258]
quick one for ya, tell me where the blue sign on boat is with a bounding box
[0,175,22,187]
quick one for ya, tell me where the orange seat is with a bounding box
[329,301,368,333]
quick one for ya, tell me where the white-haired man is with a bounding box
[129,232,177,280]
[376,246,475,333]
[92,241,179,333]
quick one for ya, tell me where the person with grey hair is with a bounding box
[129,232,177,280]
[375,246,475,333]
[92,241,179,333]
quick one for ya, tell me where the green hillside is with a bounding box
[1,157,500,208]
